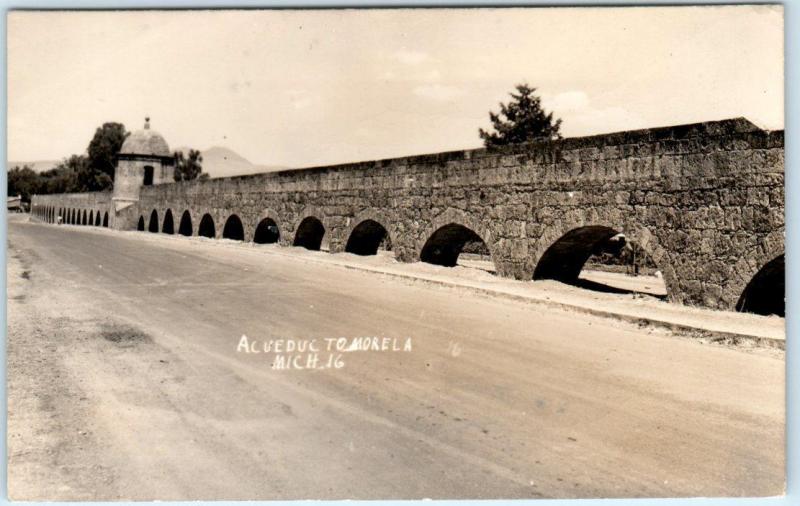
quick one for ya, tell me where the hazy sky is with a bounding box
[8,6,783,168]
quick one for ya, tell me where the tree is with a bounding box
[7,165,41,203]
[173,149,207,182]
[39,159,81,194]
[479,83,562,148]
[86,122,128,190]
[75,155,112,192]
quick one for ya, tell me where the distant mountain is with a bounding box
[172,146,289,178]
[7,160,59,173]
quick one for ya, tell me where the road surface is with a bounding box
[6,217,785,500]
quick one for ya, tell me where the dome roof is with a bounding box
[120,118,171,157]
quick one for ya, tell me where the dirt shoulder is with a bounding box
[7,241,201,499]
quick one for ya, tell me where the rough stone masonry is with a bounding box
[31,117,784,312]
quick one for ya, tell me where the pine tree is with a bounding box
[479,83,562,148]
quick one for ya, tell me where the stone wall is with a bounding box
[32,118,784,310]
[31,191,113,227]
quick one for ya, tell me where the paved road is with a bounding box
[6,218,784,500]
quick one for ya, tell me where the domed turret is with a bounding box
[113,117,175,214]
[120,117,171,157]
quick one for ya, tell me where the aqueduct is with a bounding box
[31,117,784,314]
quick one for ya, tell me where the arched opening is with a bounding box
[346,219,391,256]
[71,209,76,224]
[103,212,109,227]
[148,210,159,233]
[253,218,280,244]
[534,226,667,298]
[82,210,88,225]
[293,216,325,250]
[95,211,101,226]
[178,211,193,236]
[143,165,154,186]
[162,209,175,234]
[198,214,216,238]
[222,214,245,241]
[89,210,94,226]
[137,216,145,231]
[736,254,784,317]
[421,223,492,270]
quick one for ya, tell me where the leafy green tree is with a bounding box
[39,161,80,194]
[173,149,207,182]
[7,165,41,203]
[86,122,128,189]
[479,83,562,147]
[75,156,112,192]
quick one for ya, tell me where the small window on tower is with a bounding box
[143,166,154,186]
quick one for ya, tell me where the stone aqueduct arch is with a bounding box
[414,207,499,271]
[529,211,681,302]
[342,208,397,256]
[252,208,282,244]
[29,118,784,312]
[222,214,246,241]
[728,229,785,312]
[290,206,330,250]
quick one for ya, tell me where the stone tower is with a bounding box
[112,117,175,206]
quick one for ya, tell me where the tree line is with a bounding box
[8,122,207,203]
